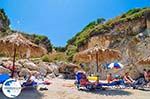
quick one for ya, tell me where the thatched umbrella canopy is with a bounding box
[138,56,150,64]
[0,33,46,77]
[0,33,46,57]
[73,47,121,63]
[73,46,121,74]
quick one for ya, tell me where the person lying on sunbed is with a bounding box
[22,72,38,87]
[123,72,135,85]
[107,74,124,85]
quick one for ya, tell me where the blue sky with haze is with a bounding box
[0,0,150,46]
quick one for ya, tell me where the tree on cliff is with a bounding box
[97,18,105,24]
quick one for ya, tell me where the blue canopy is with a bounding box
[107,62,124,69]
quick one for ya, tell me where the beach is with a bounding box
[0,78,150,99]
[0,2,150,99]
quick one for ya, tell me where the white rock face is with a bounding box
[0,66,11,74]
[38,66,47,76]
[46,73,56,79]
[57,74,64,79]
[49,63,59,75]
[0,58,77,79]
[14,62,22,71]
[38,62,59,76]
[23,61,38,70]
[38,62,52,74]
[19,68,30,77]
[2,60,13,67]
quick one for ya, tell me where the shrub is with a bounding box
[49,52,68,62]
[66,45,77,61]
[0,53,6,57]
[53,46,66,52]
[41,54,50,62]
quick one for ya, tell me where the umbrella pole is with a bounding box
[96,52,99,73]
[11,46,16,78]
[96,52,99,83]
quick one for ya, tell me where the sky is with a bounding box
[0,0,150,46]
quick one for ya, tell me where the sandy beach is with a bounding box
[0,78,150,99]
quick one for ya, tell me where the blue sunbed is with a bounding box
[0,74,10,84]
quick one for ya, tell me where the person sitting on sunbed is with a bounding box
[140,69,149,83]
[106,73,113,83]
[144,69,150,81]
[80,74,91,85]
[143,69,148,80]
[146,70,150,87]
[112,75,125,87]
[147,70,150,87]
[131,69,150,89]
[123,72,135,85]
[142,69,149,85]
[113,75,120,81]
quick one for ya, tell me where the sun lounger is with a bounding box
[0,74,10,88]
[21,79,51,89]
[0,74,10,84]
[22,81,38,88]
[74,72,96,90]
[132,77,150,90]
[75,71,125,90]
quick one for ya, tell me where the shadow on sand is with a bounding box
[79,89,132,96]
[0,88,44,99]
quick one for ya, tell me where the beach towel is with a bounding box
[0,74,10,84]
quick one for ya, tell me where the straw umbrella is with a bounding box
[73,46,121,73]
[0,33,46,77]
[138,56,150,64]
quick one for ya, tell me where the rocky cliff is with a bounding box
[67,8,150,78]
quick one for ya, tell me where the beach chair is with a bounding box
[21,78,51,89]
[132,77,150,90]
[97,80,125,89]
[75,72,126,90]
[0,74,10,88]
[21,81,38,88]
[0,74,10,84]
[74,71,98,90]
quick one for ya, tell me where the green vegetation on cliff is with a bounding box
[66,7,150,61]
[67,18,106,47]
[0,9,10,36]
[0,9,52,53]
[53,46,66,52]
[66,45,77,61]
[23,33,53,52]
[67,8,149,48]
